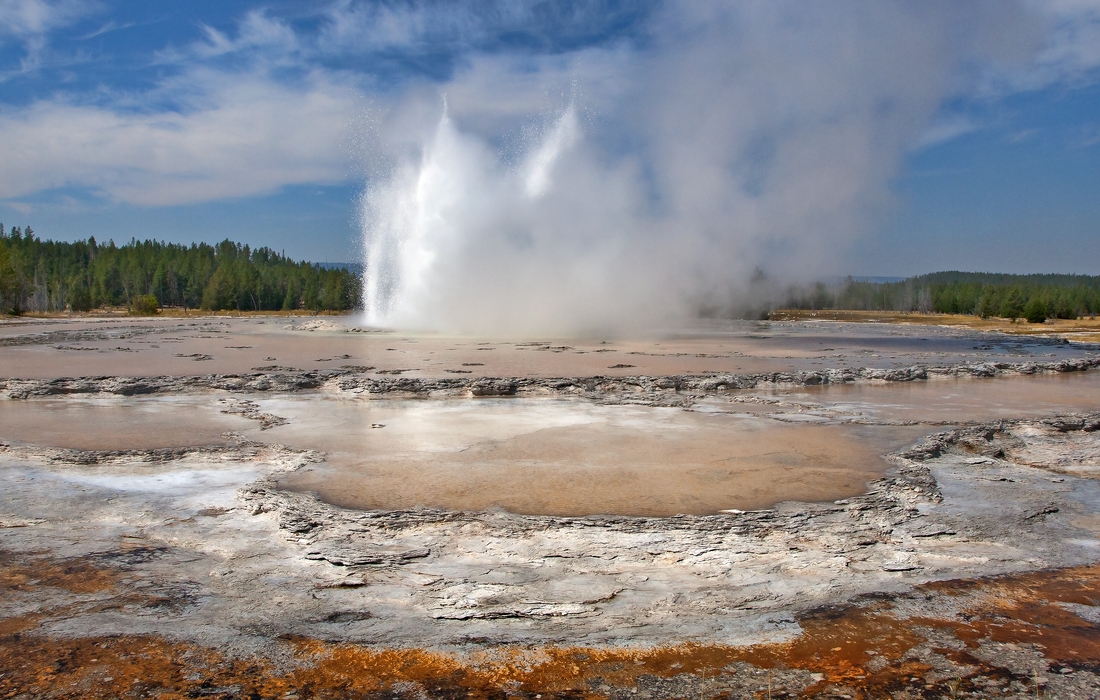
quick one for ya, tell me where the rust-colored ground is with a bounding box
[771,309,1100,342]
[3,547,1099,699]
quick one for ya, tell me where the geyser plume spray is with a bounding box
[361,101,672,334]
[360,1,1039,334]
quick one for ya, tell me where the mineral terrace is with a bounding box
[3,314,1100,699]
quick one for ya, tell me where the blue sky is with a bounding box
[1,0,1099,277]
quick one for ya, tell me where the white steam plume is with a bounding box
[362,1,1040,335]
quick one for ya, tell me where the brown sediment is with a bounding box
[3,555,1100,698]
[0,550,117,595]
[921,564,1100,662]
[0,630,290,700]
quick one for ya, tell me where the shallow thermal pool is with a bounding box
[2,371,1097,517]
[270,371,1100,516]
[271,399,928,517]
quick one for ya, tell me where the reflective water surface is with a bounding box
[271,399,928,516]
[2,371,1097,517]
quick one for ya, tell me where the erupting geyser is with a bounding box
[359,101,657,335]
[359,103,587,328]
[358,3,1044,335]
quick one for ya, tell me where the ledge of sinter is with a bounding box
[2,353,1099,401]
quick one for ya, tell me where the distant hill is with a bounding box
[783,271,1100,321]
[908,271,1100,288]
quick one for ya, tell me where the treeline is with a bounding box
[782,271,1100,322]
[0,224,361,314]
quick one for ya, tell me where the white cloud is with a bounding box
[316,0,647,59]
[0,69,362,206]
[0,5,366,207]
[149,9,301,68]
[0,0,99,76]
[980,0,1100,92]
[0,0,93,38]
[318,1,543,54]
[195,11,299,59]
[75,19,133,41]
[1038,1,1100,80]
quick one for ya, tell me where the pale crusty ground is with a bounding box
[3,315,1100,698]
[1,314,1092,380]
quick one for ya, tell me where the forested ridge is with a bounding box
[0,224,361,314]
[783,271,1100,322]
[4,222,1096,322]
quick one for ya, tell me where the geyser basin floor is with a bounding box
[1,315,1093,380]
[5,411,1100,698]
[4,315,1100,696]
[0,395,254,450]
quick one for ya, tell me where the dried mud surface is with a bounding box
[3,317,1100,697]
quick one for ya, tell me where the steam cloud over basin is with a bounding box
[360,2,1041,334]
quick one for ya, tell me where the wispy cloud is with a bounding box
[1075,122,1100,147]
[979,0,1100,93]
[0,0,95,38]
[317,0,650,56]
[0,0,101,79]
[74,18,140,41]
[915,116,983,149]
[0,68,362,206]
[4,200,33,214]
[151,10,300,67]
[194,11,298,59]
[1007,127,1039,143]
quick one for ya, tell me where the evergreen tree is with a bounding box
[1000,289,1024,319]
[1023,297,1047,323]
[0,225,361,315]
